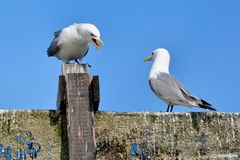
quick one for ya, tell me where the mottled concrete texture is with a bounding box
[1,111,240,159]
[0,110,63,160]
[95,112,240,159]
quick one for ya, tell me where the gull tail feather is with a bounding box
[198,99,216,111]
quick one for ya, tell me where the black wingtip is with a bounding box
[199,99,217,111]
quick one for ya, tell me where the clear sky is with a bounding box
[0,0,239,112]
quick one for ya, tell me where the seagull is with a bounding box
[144,48,216,112]
[47,23,104,64]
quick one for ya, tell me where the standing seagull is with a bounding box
[47,23,104,64]
[144,48,216,112]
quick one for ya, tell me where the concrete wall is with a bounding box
[0,110,64,160]
[95,112,240,160]
[0,110,240,159]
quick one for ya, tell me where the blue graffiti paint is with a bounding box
[5,145,13,160]
[130,143,154,160]
[0,129,41,159]
[20,148,25,160]
[139,151,152,160]
[0,143,3,158]
[15,150,20,159]
[17,131,24,145]
[98,142,105,150]
[130,143,140,156]
[96,139,108,156]
[27,131,31,137]
[27,142,41,159]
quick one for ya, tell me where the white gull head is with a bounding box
[76,23,101,45]
[144,48,170,79]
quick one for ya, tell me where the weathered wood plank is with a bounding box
[58,64,98,159]
[65,73,96,159]
[62,64,89,75]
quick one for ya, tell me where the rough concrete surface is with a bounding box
[95,112,240,160]
[0,110,240,159]
[0,110,62,160]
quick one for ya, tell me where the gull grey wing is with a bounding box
[47,30,62,57]
[167,73,200,102]
[156,73,216,110]
[150,72,195,103]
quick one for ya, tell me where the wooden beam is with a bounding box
[91,76,100,113]
[62,64,89,75]
[57,64,99,159]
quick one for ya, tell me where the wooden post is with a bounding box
[57,64,99,160]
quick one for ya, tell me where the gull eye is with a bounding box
[151,53,154,55]
[90,33,94,36]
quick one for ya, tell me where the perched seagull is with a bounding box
[144,48,216,112]
[47,23,104,64]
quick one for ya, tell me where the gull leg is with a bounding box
[170,105,174,112]
[75,59,80,64]
[166,105,171,112]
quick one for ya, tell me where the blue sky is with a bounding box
[0,0,239,112]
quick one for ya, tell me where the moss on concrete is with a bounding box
[1,110,240,159]
[0,110,62,160]
[95,112,240,159]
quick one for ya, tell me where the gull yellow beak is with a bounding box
[144,56,153,62]
[92,38,104,50]
[97,38,104,46]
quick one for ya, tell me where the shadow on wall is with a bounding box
[50,110,69,160]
